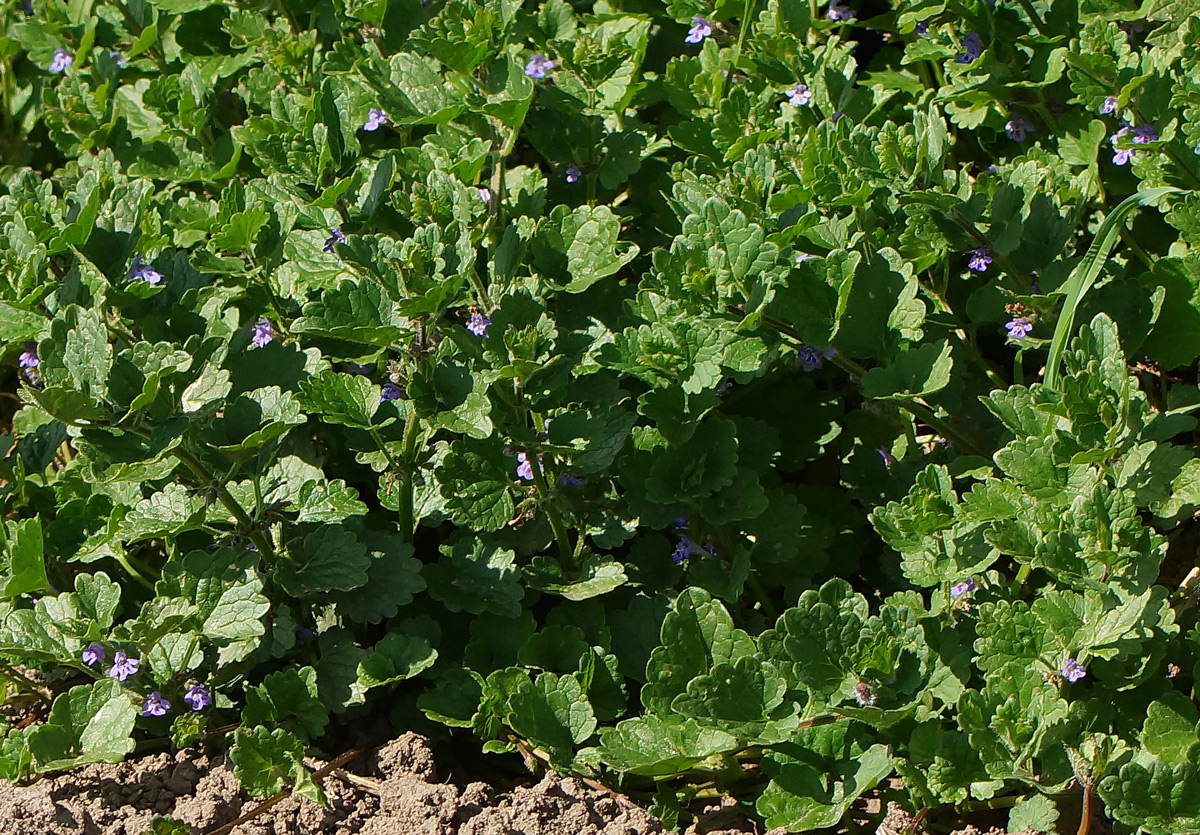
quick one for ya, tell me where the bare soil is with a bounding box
[0,733,1042,835]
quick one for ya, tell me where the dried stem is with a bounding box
[204,747,364,835]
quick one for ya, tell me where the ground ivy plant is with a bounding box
[2,0,1200,830]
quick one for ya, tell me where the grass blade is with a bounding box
[1043,187,1181,390]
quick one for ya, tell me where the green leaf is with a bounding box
[503,671,597,771]
[276,525,371,595]
[757,729,893,832]
[523,553,627,601]
[758,578,868,699]
[213,208,270,254]
[670,656,798,742]
[156,549,269,665]
[1142,693,1200,766]
[328,531,426,624]
[599,714,739,777]
[860,340,954,400]
[230,726,319,801]
[243,667,329,742]
[424,538,524,618]
[2,517,51,598]
[298,371,385,429]
[27,679,137,772]
[141,817,195,835]
[1099,760,1200,834]
[641,588,756,715]
[1009,793,1059,833]
[357,632,438,690]
[533,205,640,293]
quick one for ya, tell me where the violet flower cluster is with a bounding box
[968,248,992,272]
[957,32,984,63]
[524,55,555,78]
[129,253,162,285]
[685,17,712,43]
[796,345,837,371]
[1005,317,1033,339]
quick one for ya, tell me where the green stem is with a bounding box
[756,312,989,455]
[1014,0,1051,37]
[528,453,574,569]
[116,552,156,592]
[0,664,54,703]
[1118,226,1156,272]
[1011,562,1032,594]
[397,409,421,545]
[171,444,276,562]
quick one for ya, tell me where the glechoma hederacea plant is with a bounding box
[2,0,1200,830]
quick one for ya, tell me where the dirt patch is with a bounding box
[0,734,668,835]
[0,735,1046,835]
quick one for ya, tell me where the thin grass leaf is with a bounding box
[1044,187,1181,390]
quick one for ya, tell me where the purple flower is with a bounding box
[826,0,854,20]
[49,48,72,73]
[1112,146,1134,165]
[877,447,896,468]
[1132,123,1158,144]
[672,535,699,563]
[183,684,212,712]
[853,681,876,706]
[786,84,813,106]
[129,253,162,285]
[381,383,403,402]
[1062,658,1087,682]
[516,452,535,481]
[142,691,170,717]
[565,165,582,183]
[797,345,837,371]
[109,51,126,67]
[18,343,38,370]
[674,515,690,531]
[794,252,813,265]
[950,577,978,597]
[295,626,314,644]
[1100,96,1118,115]
[251,318,274,348]
[957,32,984,63]
[467,311,490,336]
[363,108,388,131]
[345,363,371,377]
[1005,317,1033,339]
[81,643,105,667]
[915,18,931,35]
[524,54,555,78]
[477,187,492,203]
[560,475,586,486]
[1005,114,1033,142]
[108,651,140,682]
[968,248,992,272]
[685,17,713,43]
[323,227,347,253]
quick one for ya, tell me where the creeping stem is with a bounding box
[396,408,421,546]
[528,451,576,570]
[754,312,989,456]
[170,443,277,562]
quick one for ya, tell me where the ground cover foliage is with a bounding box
[2,0,1200,831]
